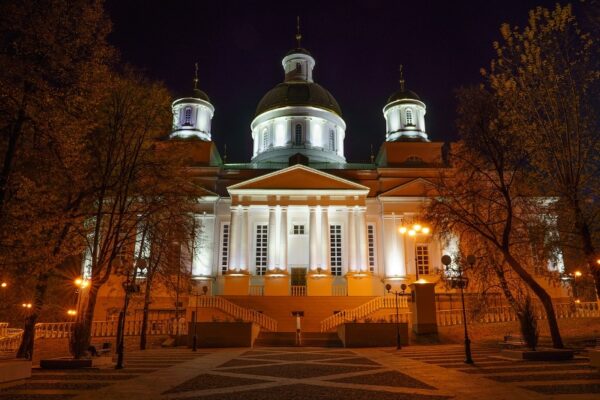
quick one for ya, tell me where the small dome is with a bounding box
[256,82,342,116]
[387,89,421,104]
[285,47,312,57]
[188,88,210,103]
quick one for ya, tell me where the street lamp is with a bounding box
[442,254,474,364]
[192,285,209,352]
[398,222,431,281]
[1,282,6,288]
[385,283,407,350]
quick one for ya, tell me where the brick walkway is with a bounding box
[0,345,598,399]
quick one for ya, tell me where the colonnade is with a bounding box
[226,205,369,274]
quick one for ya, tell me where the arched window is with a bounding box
[263,129,270,149]
[329,129,336,151]
[405,109,414,126]
[184,107,193,126]
[295,62,302,73]
[295,124,302,145]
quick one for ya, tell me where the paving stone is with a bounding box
[488,372,600,383]
[249,352,350,362]
[457,364,594,374]
[328,370,436,389]
[522,383,600,394]
[29,374,137,381]
[318,357,381,366]
[1,382,110,391]
[163,373,269,394]
[217,358,281,368]
[0,395,75,400]
[224,363,379,379]
[170,383,451,400]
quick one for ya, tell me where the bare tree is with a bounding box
[487,4,600,297]
[427,86,564,348]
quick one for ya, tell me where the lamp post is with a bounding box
[192,285,208,352]
[441,254,474,364]
[385,283,407,350]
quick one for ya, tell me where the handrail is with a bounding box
[196,296,278,331]
[320,295,409,332]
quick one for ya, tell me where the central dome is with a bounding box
[256,81,342,117]
[250,45,347,165]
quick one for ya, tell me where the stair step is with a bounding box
[254,332,343,347]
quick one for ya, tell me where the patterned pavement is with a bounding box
[0,345,598,399]
[0,348,209,400]
[393,344,600,398]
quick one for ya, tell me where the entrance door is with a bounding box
[290,268,307,296]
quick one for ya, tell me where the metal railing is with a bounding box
[320,295,410,332]
[196,296,277,331]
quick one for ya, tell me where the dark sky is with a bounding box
[105,0,564,163]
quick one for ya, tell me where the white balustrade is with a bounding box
[249,285,264,296]
[196,296,277,331]
[291,286,306,296]
[320,295,410,332]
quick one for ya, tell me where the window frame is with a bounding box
[330,224,342,276]
[415,244,430,275]
[220,223,230,275]
[255,224,268,276]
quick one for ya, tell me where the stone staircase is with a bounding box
[254,332,343,347]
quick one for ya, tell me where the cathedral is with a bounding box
[93,32,567,333]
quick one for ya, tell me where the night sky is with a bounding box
[105,0,564,163]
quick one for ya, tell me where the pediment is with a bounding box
[227,164,369,193]
[379,178,436,197]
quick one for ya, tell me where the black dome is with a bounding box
[285,47,312,57]
[188,88,210,102]
[387,89,421,103]
[256,82,342,116]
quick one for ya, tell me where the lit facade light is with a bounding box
[408,230,416,236]
[67,309,77,316]
[22,303,32,308]
[413,224,422,232]
[74,277,90,288]
[399,227,407,234]
[596,259,600,266]
[574,299,581,304]
[574,270,582,277]
[422,227,431,234]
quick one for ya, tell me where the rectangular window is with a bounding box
[330,224,342,276]
[255,224,268,275]
[329,130,336,151]
[292,224,305,235]
[367,224,376,272]
[220,223,230,274]
[416,244,430,275]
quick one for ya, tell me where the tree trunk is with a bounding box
[16,272,49,359]
[73,282,100,358]
[504,253,564,348]
[140,274,153,350]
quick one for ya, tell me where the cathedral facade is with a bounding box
[172,43,456,297]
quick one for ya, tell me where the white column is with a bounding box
[320,206,329,271]
[239,207,249,271]
[279,207,288,270]
[228,207,240,271]
[348,208,357,272]
[308,207,318,270]
[356,207,368,271]
[267,207,277,270]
